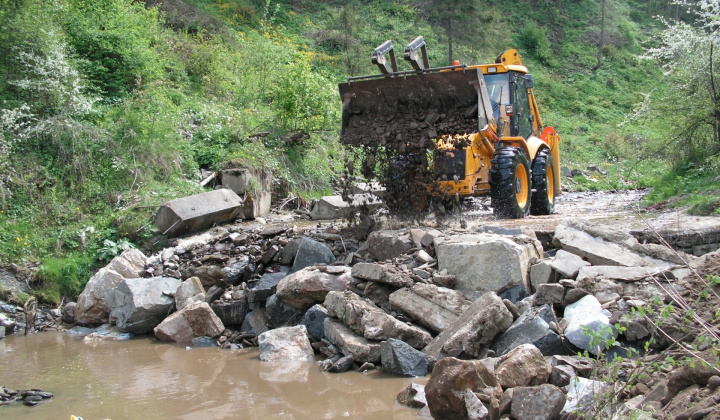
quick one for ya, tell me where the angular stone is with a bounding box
[389,283,472,334]
[576,265,660,283]
[266,294,302,328]
[300,304,330,342]
[154,301,224,342]
[210,297,248,326]
[510,384,566,420]
[563,295,617,355]
[75,267,126,326]
[351,263,385,282]
[153,189,243,237]
[223,255,250,285]
[106,248,148,279]
[533,283,565,306]
[550,250,590,279]
[367,230,413,261]
[491,305,565,357]
[62,302,76,324]
[175,277,205,310]
[421,229,443,248]
[464,389,489,420]
[279,238,301,265]
[425,357,501,420]
[530,260,554,292]
[182,265,225,288]
[436,234,542,298]
[103,277,181,334]
[324,291,431,349]
[324,318,381,363]
[409,229,427,248]
[549,364,575,387]
[276,266,352,310]
[310,194,383,220]
[381,338,429,377]
[241,308,270,335]
[560,377,611,416]
[397,383,427,408]
[258,325,314,362]
[291,237,336,272]
[423,292,513,360]
[242,190,271,219]
[248,272,286,303]
[495,344,550,389]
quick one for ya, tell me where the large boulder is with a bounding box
[381,338,429,377]
[389,283,472,334]
[290,237,336,272]
[324,291,432,349]
[258,325,314,362]
[367,230,413,261]
[324,318,381,363]
[435,234,542,298]
[423,292,513,360]
[103,277,181,334]
[494,344,550,389]
[563,295,617,355]
[425,357,501,420]
[75,249,148,325]
[154,301,224,342]
[510,384,566,420]
[491,305,565,357]
[276,266,352,310]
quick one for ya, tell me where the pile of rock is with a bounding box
[60,215,720,419]
[0,387,53,407]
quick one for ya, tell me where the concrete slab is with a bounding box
[154,189,243,238]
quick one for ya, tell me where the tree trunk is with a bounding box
[592,0,605,71]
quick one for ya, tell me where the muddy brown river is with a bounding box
[0,332,425,419]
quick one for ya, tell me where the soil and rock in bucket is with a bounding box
[2,193,720,420]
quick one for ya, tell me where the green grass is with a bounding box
[644,161,720,215]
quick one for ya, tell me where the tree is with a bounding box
[639,0,720,161]
[417,0,486,65]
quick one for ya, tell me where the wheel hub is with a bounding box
[515,178,522,194]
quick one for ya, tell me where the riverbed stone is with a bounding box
[397,383,427,408]
[351,263,384,282]
[530,260,554,292]
[381,338,429,377]
[106,248,148,278]
[309,194,383,220]
[435,234,542,298]
[533,283,565,306]
[510,384,566,420]
[248,272,285,302]
[494,344,550,389]
[182,265,225,288]
[550,250,590,279]
[324,318,381,363]
[222,255,250,285]
[389,283,472,334]
[266,294,303,328]
[324,291,432,349]
[154,301,224,342]
[491,305,564,357]
[276,266,352,310]
[175,277,205,310]
[241,308,270,335]
[75,267,126,326]
[61,302,76,324]
[560,377,611,417]
[367,230,413,261]
[210,295,248,326]
[576,265,660,283]
[258,325,314,362]
[291,237,336,272]
[423,292,513,360]
[300,304,330,341]
[564,295,617,355]
[425,357,501,420]
[103,277,181,334]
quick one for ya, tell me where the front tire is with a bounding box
[490,146,531,218]
[530,148,556,215]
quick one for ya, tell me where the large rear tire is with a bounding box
[530,148,556,215]
[490,146,531,218]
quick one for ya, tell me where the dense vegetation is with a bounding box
[0,0,718,303]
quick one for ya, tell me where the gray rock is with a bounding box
[550,364,575,387]
[241,308,270,335]
[560,377,611,417]
[324,291,432,349]
[291,237,336,272]
[464,389,489,420]
[423,292,513,360]
[397,383,427,408]
[495,344,550,389]
[258,325,314,362]
[154,301,224,342]
[533,283,565,306]
[351,263,384,282]
[421,229,443,248]
[563,295,617,355]
[576,265,660,283]
[103,277,181,334]
[381,338,429,377]
[276,266,352,310]
[266,294,302,328]
[175,277,205,310]
[248,272,286,303]
[498,285,528,304]
[530,260,554,292]
[563,288,588,305]
[367,230,413,261]
[310,194,383,220]
[550,250,590,279]
[210,296,248,326]
[75,268,126,325]
[324,318,381,363]
[222,255,250,285]
[491,305,565,357]
[300,304,329,341]
[327,354,355,373]
[62,302,76,324]
[278,238,301,265]
[389,283,472,334]
[510,384,566,420]
[436,234,542,298]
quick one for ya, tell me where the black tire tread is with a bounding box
[530,148,555,215]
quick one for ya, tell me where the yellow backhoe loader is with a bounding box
[338,37,561,218]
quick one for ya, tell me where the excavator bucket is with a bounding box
[339,68,493,150]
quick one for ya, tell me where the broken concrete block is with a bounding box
[550,250,591,279]
[389,283,472,334]
[576,265,659,283]
[324,318,381,363]
[436,234,542,298]
[242,191,271,219]
[154,189,243,238]
[310,194,384,220]
[423,292,513,360]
